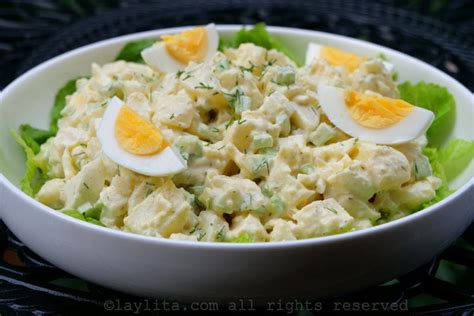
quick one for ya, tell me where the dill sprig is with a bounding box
[239,61,256,73]
[256,158,270,175]
[195,82,214,90]
[197,231,207,241]
[326,207,338,214]
[216,226,226,242]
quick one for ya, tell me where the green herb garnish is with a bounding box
[195,82,214,90]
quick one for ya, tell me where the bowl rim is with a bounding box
[1,24,473,250]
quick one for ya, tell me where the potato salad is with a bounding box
[28,24,446,242]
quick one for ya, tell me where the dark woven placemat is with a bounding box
[1,0,474,90]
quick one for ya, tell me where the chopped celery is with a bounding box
[268,195,285,215]
[276,113,291,137]
[224,87,252,114]
[252,132,273,149]
[174,135,203,161]
[215,59,231,71]
[259,147,278,157]
[413,156,432,180]
[274,66,296,86]
[187,185,205,196]
[260,184,273,197]
[299,164,316,175]
[251,156,270,177]
[309,123,336,146]
[234,95,252,113]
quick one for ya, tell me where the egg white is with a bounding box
[305,42,322,66]
[317,84,434,145]
[305,42,394,72]
[97,97,187,176]
[141,23,219,73]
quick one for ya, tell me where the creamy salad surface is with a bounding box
[30,25,443,243]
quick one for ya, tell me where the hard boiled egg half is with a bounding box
[142,24,219,73]
[317,84,434,145]
[97,97,186,176]
[305,43,394,72]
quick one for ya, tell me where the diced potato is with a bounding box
[326,164,375,200]
[36,179,66,209]
[99,168,145,228]
[63,158,106,209]
[266,162,315,209]
[388,176,441,211]
[227,214,269,242]
[198,172,268,214]
[191,211,229,242]
[292,198,353,238]
[309,122,336,146]
[266,219,296,241]
[356,142,411,191]
[124,180,194,237]
[152,90,195,129]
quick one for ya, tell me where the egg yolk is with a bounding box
[345,90,414,129]
[115,106,168,156]
[321,46,366,72]
[162,27,208,64]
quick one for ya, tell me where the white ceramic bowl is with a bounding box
[0,25,473,302]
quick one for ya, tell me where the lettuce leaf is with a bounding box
[228,233,253,243]
[18,77,80,155]
[115,39,155,63]
[62,210,86,221]
[398,81,472,207]
[83,203,103,220]
[10,130,47,197]
[422,139,474,207]
[19,124,55,154]
[63,205,105,227]
[422,146,452,206]
[437,139,474,181]
[220,23,302,65]
[12,78,80,195]
[398,81,455,146]
[85,217,105,227]
[51,78,81,134]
